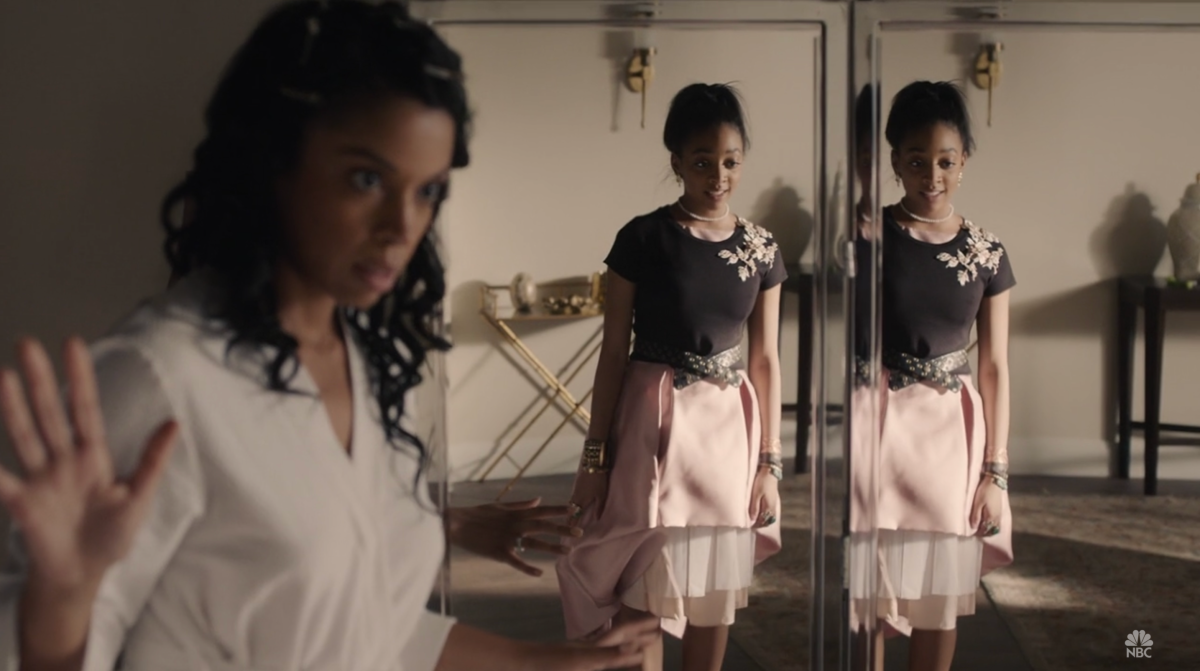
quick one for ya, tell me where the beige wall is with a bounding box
[2,5,1198,498]
[436,24,821,482]
[0,0,279,363]
[0,0,281,552]
[879,29,1200,478]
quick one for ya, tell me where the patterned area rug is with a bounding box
[733,475,1200,670]
[981,489,1200,670]
[731,472,830,671]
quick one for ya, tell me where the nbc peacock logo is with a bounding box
[1125,630,1153,658]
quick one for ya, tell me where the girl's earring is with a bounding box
[893,173,901,187]
[958,172,964,186]
[675,173,682,186]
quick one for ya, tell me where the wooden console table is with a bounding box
[1116,275,1200,495]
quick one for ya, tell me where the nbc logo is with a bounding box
[1126,630,1153,658]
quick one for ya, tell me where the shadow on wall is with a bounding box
[1085,186,1167,455]
[1089,184,1168,278]
[1011,181,1198,468]
[748,178,814,264]
[1010,281,1117,455]
[1010,283,1113,335]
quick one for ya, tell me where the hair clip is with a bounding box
[298,17,321,65]
[298,1,330,65]
[422,64,461,82]
[279,86,323,105]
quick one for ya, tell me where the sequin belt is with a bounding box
[884,349,969,391]
[632,339,743,389]
[854,349,969,392]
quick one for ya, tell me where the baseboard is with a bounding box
[1007,436,1200,479]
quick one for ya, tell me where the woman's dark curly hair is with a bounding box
[160,0,470,471]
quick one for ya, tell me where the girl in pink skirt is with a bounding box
[556,83,786,671]
[850,80,1015,671]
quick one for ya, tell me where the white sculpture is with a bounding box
[1166,174,1200,282]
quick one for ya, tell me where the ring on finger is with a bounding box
[568,502,583,518]
[514,536,526,553]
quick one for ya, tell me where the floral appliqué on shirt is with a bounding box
[937,221,1005,286]
[718,220,778,282]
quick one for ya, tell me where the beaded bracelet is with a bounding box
[757,451,783,481]
[983,472,1009,491]
[982,461,1009,478]
[758,452,783,468]
[581,438,609,473]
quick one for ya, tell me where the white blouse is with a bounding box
[0,275,455,670]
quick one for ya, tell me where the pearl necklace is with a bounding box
[676,198,730,223]
[898,199,955,224]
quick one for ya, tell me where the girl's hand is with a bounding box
[566,470,609,528]
[748,467,781,528]
[970,476,1005,538]
[0,338,178,596]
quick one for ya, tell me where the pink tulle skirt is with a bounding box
[556,361,782,640]
[848,371,1014,635]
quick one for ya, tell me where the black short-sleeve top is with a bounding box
[604,206,787,357]
[877,208,1016,372]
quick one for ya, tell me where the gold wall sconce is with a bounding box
[617,3,659,130]
[972,35,1003,127]
[625,46,655,129]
